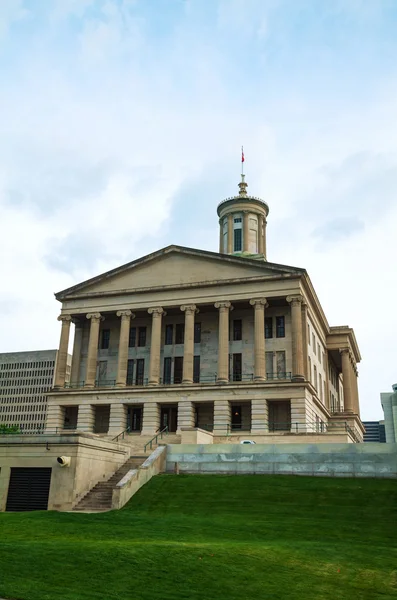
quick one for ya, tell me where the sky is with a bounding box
[1,0,396,420]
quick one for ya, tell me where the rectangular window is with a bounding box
[138,327,146,347]
[317,343,321,362]
[276,351,286,379]
[163,357,172,385]
[319,373,323,401]
[175,323,184,344]
[193,355,200,383]
[313,365,318,391]
[312,333,316,348]
[165,324,173,345]
[174,356,183,384]
[234,228,242,252]
[265,317,273,339]
[276,316,285,338]
[232,353,242,382]
[135,359,145,385]
[127,359,134,385]
[128,327,136,348]
[194,323,201,344]
[233,319,242,341]
[234,217,242,223]
[100,329,110,349]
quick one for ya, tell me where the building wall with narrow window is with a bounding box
[307,317,327,407]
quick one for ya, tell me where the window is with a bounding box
[163,357,172,385]
[276,351,286,378]
[313,365,318,391]
[194,323,201,344]
[276,316,285,338]
[234,229,242,252]
[165,324,173,345]
[100,329,110,349]
[175,323,184,344]
[232,353,242,382]
[308,356,312,383]
[317,343,321,362]
[135,359,145,385]
[129,327,136,348]
[234,217,242,223]
[174,357,183,384]
[265,317,273,339]
[319,373,323,401]
[312,333,316,348]
[127,359,134,385]
[193,356,200,383]
[138,327,146,347]
[233,319,242,341]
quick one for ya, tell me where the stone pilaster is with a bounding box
[263,218,267,260]
[258,215,264,255]
[44,404,65,433]
[227,214,233,253]
[116,310,135,387]
[286,295,305,381]
[251,398,268,434]
[213,400,231,435]
[243,211,249,252]
[340,348,354,413]
[250,298,268,381]
[70,319,83,386]
[181,304,198,384]
[215,301,233,383]
[77,404,95,432]
[219,219,223,253]
[108,403,127,435]
[141,402,160,435]
[177,399,196,430]
[85,313,103,388]
[148,307,165,385]
[54,315,72,388]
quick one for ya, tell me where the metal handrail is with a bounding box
[112,426,131,442]
[144,426,168,452]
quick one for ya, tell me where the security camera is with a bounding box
[57,456,71,467]
[392,384,397,392]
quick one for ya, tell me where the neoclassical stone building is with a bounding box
[46,175,364,442]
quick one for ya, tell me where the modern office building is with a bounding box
[381,384,397,443]
[362,421,386,443]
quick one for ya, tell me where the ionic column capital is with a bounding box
[116,310,135,319]
[148,307,166,318]
[180,304,199,315]
[250,298,269,309]
[215,301,233,312]
[286,295,304,306]
[86,312,104,322]
[57,314,72,323]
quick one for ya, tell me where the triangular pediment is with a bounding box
[56,246,304,299]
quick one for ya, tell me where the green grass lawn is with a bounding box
[0,475,396,600]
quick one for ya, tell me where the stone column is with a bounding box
[85,313,103,388]
[45,403,65,433]
[301,303,309,380]
[70,319,83,386]
[177,399,196,430]
[227,214,233,253]
[286,295,305,382]
[148,307,165,385]
[251,399,268,434]
[340,348,354,413]
[181,304,198,384]
[213,400,231,436]
[258,215,264,255]
[324,351,331,410]
[243,211,249,252]
[215,301,233,383]
[108,403,127,435]
[116,310,135,387]
[54,315,72,388]
[141,402,161,435]
[77,404,95,432]
[263,218,267,259]
[219,219,223,253]
[351,363,360,415]
[249,298,268,381]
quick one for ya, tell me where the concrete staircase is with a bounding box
[73,456,147,512]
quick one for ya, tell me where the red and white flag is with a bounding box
[241,147,245,163]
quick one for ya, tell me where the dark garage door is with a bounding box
[6,467,52,511]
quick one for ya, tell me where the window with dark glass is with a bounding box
[128,327,136,348]
[193,355,200,383]
[265,317,273,339]
[127,359,134,385]
[163,357,172,385]
[276,316,285,338]
[165,324,173,345]
[175,323,185,344]
[100,329,110,349]
[232,353,242,382]
[138,327,146,347]
[233,319,242,341]
[194,322,201,344]
[174,356,183,384]
[234,229,242,252]
[135,359,144,385]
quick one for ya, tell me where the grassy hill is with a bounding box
[0,475,396,600]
